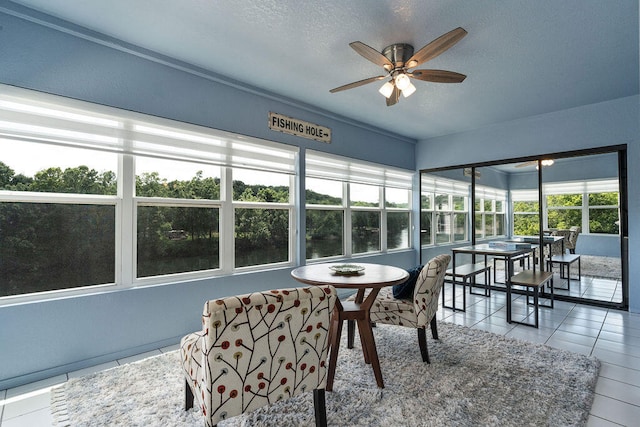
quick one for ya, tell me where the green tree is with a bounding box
[136,171,169,197]
[0,161,15,188]
[306,189,341,205]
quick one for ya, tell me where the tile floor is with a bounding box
[1,288,639,426]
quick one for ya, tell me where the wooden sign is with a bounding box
[268,112,331,143]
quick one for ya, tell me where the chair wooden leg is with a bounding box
[325,311,343,392]
[430,316,438,340]
[313,389,328,427]
[184,379,194,410]
[417,328,430,363]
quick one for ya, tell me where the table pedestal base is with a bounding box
[326,290,384,391]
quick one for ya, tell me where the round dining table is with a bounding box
[291,262,408,391]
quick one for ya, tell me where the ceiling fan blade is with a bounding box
[409,69,466,83]
[386,84,400,106]
[405,27,467,68]
[515,161,537,168]
[329,75,386,93]
[349,41,394,71]
[515,159,555,168]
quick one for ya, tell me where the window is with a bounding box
[544,180,619,234]
[589,192,619,234]
[475,186,507,239]
[351,183,381,253]
[0,139,118,298]
[135,158,222,277]
[546,193,582,230]
[233,169,292,268]
[0,84,297,300]
[510,180,619,236]
[305,151,413,260]
[305,177,343,259]
[0,201,116,297]
[421,175,469,245]
[137,205,219,277]
[420,192,433,246]
[511,190,540,235]
[386,187,411,250]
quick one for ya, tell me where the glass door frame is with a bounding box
[419,144,628,311]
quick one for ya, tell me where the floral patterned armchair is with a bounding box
[567,226,581,254]
[180,285,337,427]
[346,254,451,363]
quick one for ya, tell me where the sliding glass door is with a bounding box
[420,147,627,309]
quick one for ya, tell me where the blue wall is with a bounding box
[0,10,418,389]
[416,95,640,312]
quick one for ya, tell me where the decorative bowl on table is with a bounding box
[329,264,365,275]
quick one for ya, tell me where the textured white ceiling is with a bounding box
[8,0,639,140]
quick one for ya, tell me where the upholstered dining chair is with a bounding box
[566,226,581,254]
[180,285,337,427]
[550,229,572,255]
[346,254,451,363]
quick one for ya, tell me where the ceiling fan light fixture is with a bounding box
[541,159,555,166]
[394,73,411,90]
[401,81,416,97]
[378,81,395,98]
[329,27,467,107]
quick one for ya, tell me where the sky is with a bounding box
[2,139,117,177]
[2,139,288,186]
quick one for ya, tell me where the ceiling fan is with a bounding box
[463,168,481,178]
[329,27,467,106]
[515,159,555,169]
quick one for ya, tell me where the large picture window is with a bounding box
[0,85,297,300]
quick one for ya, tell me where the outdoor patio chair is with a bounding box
[346,254,451,363]
[180,285,337,427]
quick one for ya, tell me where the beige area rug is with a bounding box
[494,255,621,280]
[573,255,621,280]
[51,322,600,426]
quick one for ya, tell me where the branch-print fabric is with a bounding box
[350,255,450,328]
[180,285,336,426]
